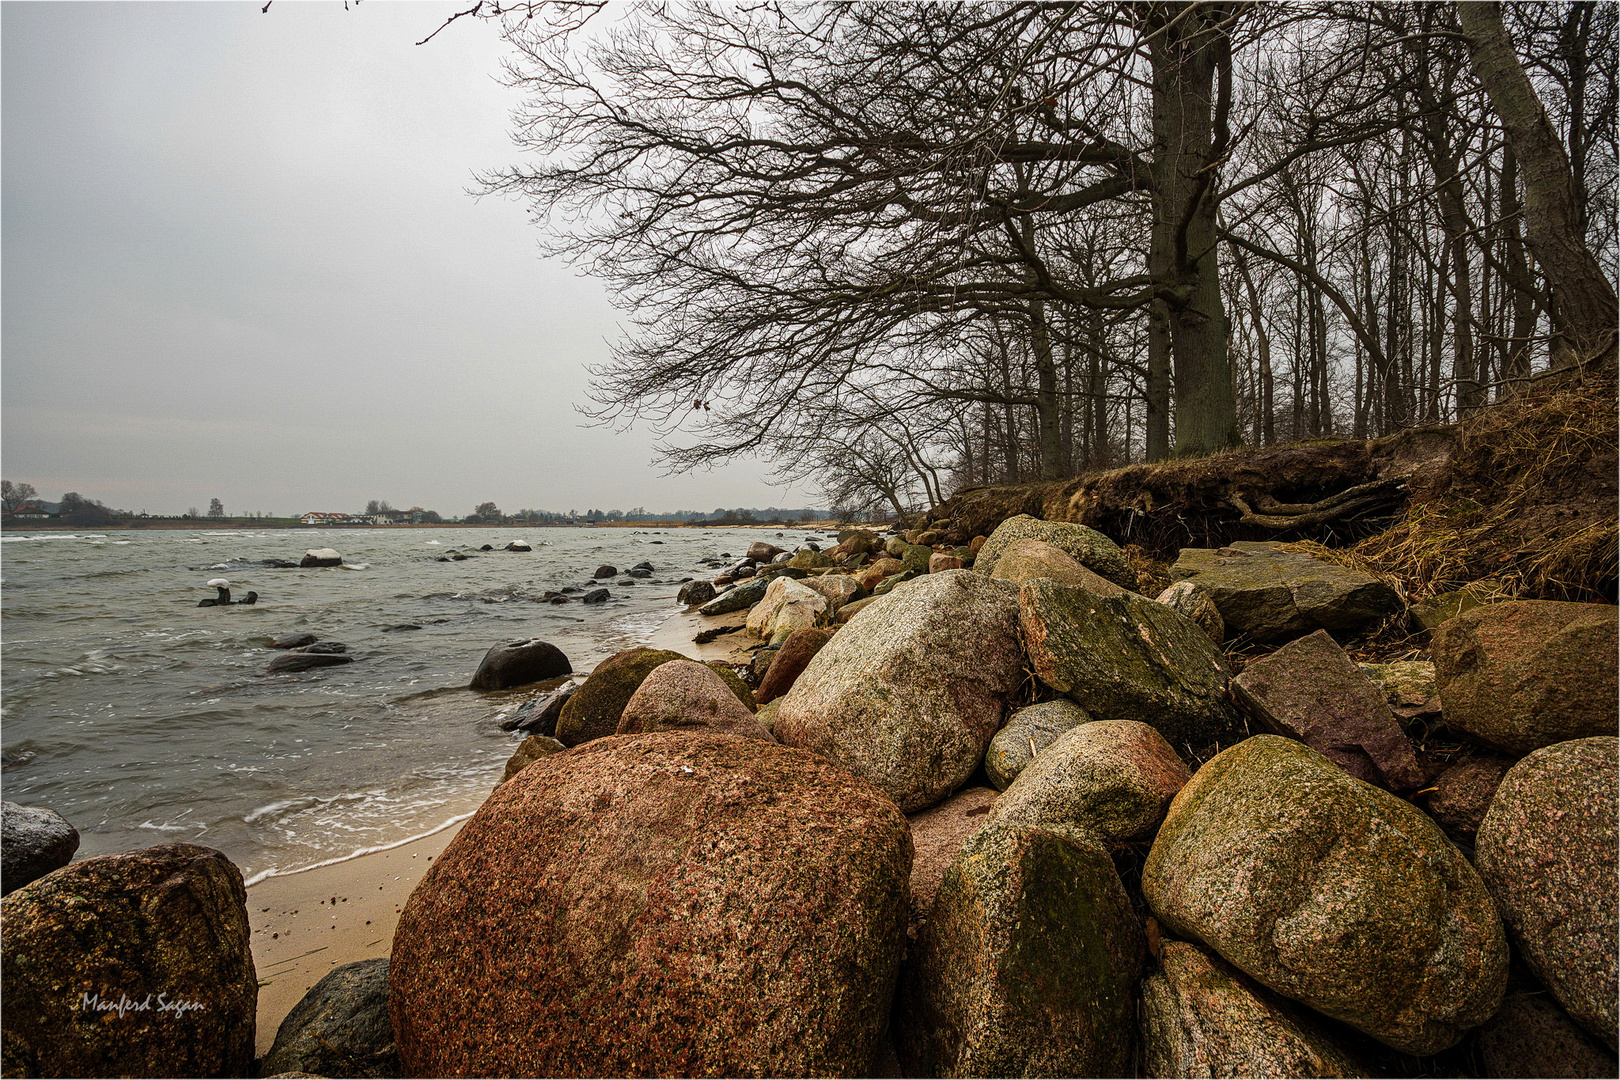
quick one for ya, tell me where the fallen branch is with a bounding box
[1230,479,1407,531]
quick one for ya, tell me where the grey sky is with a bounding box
[2,1,812,517]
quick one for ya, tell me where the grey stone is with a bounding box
[1156,580,1224,643]
[266,652,354,673]
[676,580,716,607]
[1,803,78,895]
[1168,541,1402,644]
[984,699,1091,790]
[261,958,398,1079]
[696,576,770,616]
[975,515,1134,589]
[270,633,318,650]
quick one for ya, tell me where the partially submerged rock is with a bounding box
[261,958,397,1079]
[300,548,342,568]
[266,651,354,673]
[1143,736,1507,1055]
[974,514,1134,589]
[1,802,78,895]
[984,699,1091,791]
[468,638,571,691]
[615,660,774,742]
[390,733,912,1077]
[1168,541,1401,643]
[1475,737,1618,1050]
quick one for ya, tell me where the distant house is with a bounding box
[9,503,53,519]
[299,512,355,526]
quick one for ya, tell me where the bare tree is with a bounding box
[1,480,39,515]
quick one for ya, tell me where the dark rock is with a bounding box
[984,699,1090,790]
[615,660,773,742]
[755,627,834,705]
[1475,737,1617,1049]
[775,571,1025,812]
[505,541,531,552]
[1,803,78,895]
[0,844,257,1078]
[895,821,1143,1077]
[500,684,576,735]
[300,548,342,568]
[1168,540,1402,644]
[1475,992,1619,1078]
[496,735,567,787]
[267,652,355,674]
[903,787,997,941]
[1019,579,1246,749]
[261,958,398,1079]
[1431,600,1618,755]
[294,641,349,655]
[693,623,744,645]
[450,553,470,561]
[1426,756,1513,845]
[631,560,654,572]
[390,733,911,1078]
[468,638,572,692]
[626,568,652,579]
[270,633,318,650]
[974,514,1135,590]
[871,568,918,596]
[1411,584,1493,632]
[756,564,807,582]
[261,558,299,568]
[382,624,422,633]
[696,576,770,616]
[593,565,616,579]
[478,544,494,551]
[1142,940,1370,1078]
[746,541,784,562]
[580,588,610,604]
[1232,630,1424,791]
[676,580,716,607]
[1142,735,1508,1055]
[554,647,688,745]
[548,594,570,604]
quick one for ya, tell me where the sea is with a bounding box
[0,524,832,884]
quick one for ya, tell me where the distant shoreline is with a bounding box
[2,519,851,532]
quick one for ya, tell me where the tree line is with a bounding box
[470,0,1615,519]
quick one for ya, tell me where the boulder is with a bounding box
[696,576,770,616]
[990,537,1125,594]
[1141,940,1369,1079]
[1357,659,1442,722]
[1,803,79,895]
[1431,601,1619,755]
[615,660,774,742]
[984,699,1091,791]
[1020,579,1245,749]
[969,535,987,555]
[832,530,879,558]
[1425,755,1513,845]
[988,720,1192,842]
[300,548,342,568]
[755,564,806,582]
[261,958,398,1079]
[744,576,829,639]
[1168,541,1402,643]
[1474,737,1618,1049]
[626,567,653,579]
[787,548,834,570]
[496,734,567,787]
[856,557,904,590]
[836,595,882,624]
[774,571,1024,812]
[580,587,610,604]
[755,698,782,734]
[269,632,318,650]
[468,638,572,691]
[746,541,785,562]
[390,733,912,1077]
[0,844,257,1078]
[266,651,354,673]
[593,564,616,578]
[293,640,348,654]
[872,569,918,596]
[903,786,997,940]
[974,514,1134,589]
[505,540,532,552]
[500,684,576,735]
[1156,580,1224,643]
[895,822,1143,1077]
[884,536,909,558]
[755,627,834,706]
[1142,735,1508,1055]
[1474,992,1619,1079]
[676,579,716,607]
[799,573,861,614]
[1232,630,1423,791]
[898,544,933,573]
[554,647,687,745]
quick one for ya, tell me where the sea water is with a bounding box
[0,524,827,882]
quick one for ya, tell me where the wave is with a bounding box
[242,811,476,887]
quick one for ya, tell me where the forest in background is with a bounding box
[461,0,1616,520]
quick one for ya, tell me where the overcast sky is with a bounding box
[2,1,813,517]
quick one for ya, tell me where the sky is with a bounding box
[2,1,814,518]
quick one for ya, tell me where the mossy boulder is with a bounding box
[554,647,688,745]
[984,700,1091,791]
[1,844,257,1079]
[1020,579,1246,748]
[1143,736,1508,1055]
[696,576,770,616]
[872,569,919,596]
[1168,541,1401,644]
[894,822,1143,1077]
[787,547,834,570]
[974,515,1134,589]
[899,544,934,573]
[989,537,1124,594]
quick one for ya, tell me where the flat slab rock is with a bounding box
[1169,541,1401,644]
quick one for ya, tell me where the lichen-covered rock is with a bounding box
[756,627,834,706]
[903,786,997,940]
[1232,630,1423,791]
[1431,601,1618,755]
[1,844,257,1078]
[1020,579,1245,748]
[1,802,78,895]
[787,547,834,570]
[1168,541,1402,643]
[1142,736,1507,1055]
[894,822,1143,1077]
[468,637,572,691]
[975,514,1134,589]
[1475,737,1618,1049]
[554,647,687,745]
[988,720,1191,842]
[696,576,770,616]
[872,569,919,595]
[799,573,861,614]
[775,571,1024,813]
[984,700,1091,791]
[1156,580,1225,643]
[676,579,716,607]
[390,733,911,1077]
[1474,992,1619,1079]
[989,537,1125,595]
[495,734,567,788]
[745,576,829,640]
[615,660,774,742]
[1357,659,1441,722]
[893,544,930,574]
[261,958,397,1079]
[1425,756,1513,845]
[1142,940,1369,1079]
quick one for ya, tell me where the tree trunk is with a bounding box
[1145,298,1172,461]
[1498,144,1538,387]
[1030,300,1064,480]
[1457,1,1618,365]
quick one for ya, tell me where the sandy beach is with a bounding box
[245,606,752,1056]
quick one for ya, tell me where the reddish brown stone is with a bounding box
[756,627,835,705]
[928,553,964,573]
[904,786,997,939]
[1233,630,1424,791]
[856,558,904,591]
[1425,756,1513,844]
[390,733,912,1077]
[615,659,774,742]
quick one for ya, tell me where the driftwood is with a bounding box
[1229,478,1408,530]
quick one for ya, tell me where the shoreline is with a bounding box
[245,603,749,1057]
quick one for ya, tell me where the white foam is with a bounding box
[242,811,475,887]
